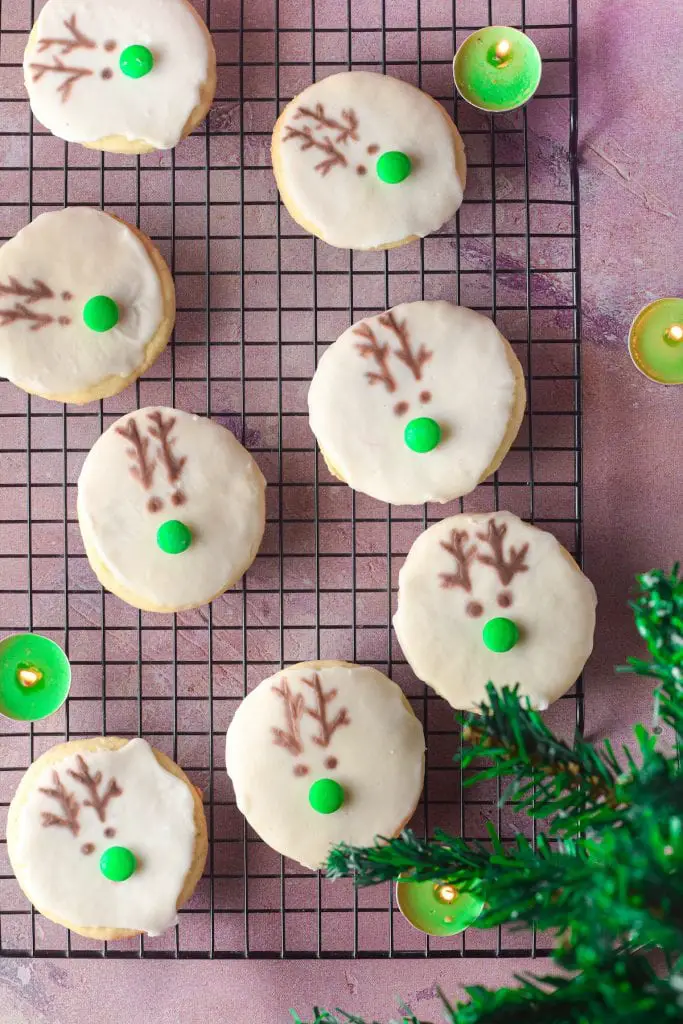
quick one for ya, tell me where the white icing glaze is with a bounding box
[226,663,426,869]
[78,407,266,611]
[10,739,195,935]
[273,72,466,249]
[0,209,164,397]
[393,512,597,711]
[308,301,523,505]
[24,0,211,150]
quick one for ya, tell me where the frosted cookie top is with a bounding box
[308,301,525,505]
[78,407,266,611]
[0,208,166,400]
[226,662,425,869]
[272,72,466,249]
[8,739,197,936]
[393,512,598,711]
[24,0,212,150]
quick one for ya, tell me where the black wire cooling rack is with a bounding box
[0,0,582,958]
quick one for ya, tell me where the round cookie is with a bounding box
[226,661,425,869]
[77,407,266,612]
[0,208,175,404]
[7,737,207,940]
[308,301,526,505]
[272,72,467,249]
[24,0,216,154]
[393,511,597,711]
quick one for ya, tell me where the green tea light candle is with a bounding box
[0,633,71,721]
[628,297,683,385]
[396,878,485,937]
[453,26,542,113]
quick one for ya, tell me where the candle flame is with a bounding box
[17,666,43,688]
[495,39,512,60]
[435,883,457,904]
[665,323,683,343]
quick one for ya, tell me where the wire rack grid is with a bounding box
[0,0,581,959]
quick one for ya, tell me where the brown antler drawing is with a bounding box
[36,14,97,55]
[272,678,305,756]
[148,411,187,485]
[0,277,54,304]
[115,418,156,490]
[0,303,54,330]
[379,311,432,381]
[39,771,80,835]
[439,530,477,592]
[301,674,350,747]
[29,56,93,103]
[354,322,397,393]
[476,519,529,586]
[294,105,359,145]
[282,125,347,176]
[68,756,122,823]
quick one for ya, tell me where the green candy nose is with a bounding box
[482,617,519,653]
[157,520,192,554]
[100,846,136,882]
[376,150,412,184]
[83,295,119,332]
[120,45,154,79]
[308,777,344,815]
[404,417,441,453]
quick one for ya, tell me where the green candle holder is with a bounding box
[396,877,485,937]
[0,633,71,721]
[628,297,683,385]
[453,26,542,113]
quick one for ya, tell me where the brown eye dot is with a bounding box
[497,592,512,609]
[171,491,186,507]
[393,401,409,416]
[104,40,117,52]
[467,601,484,618]
[293,764,309,777]
[325,756,338,770]
[61,291,73,301]
[356,165,367,176]
[81,843,95,855]
[147,496,163,513]
[104,827,116,838]
[101,68,113,81]
[367,144,379,155]
[57,316,71,325]
[419,390,432,404]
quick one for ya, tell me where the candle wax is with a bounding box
[628,297,683,385]
[453,26,542,113]
[396,878,485,936]
[0,633,71,721]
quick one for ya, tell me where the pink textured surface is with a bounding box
[0,0,681,1022]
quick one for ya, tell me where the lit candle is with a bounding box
[453,26,542,113]
[0,633,71,721]
[396,877,485,936]
[628,297,683,385]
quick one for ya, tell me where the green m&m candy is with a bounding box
[83,295,119,332]
[120,45,155,79]
[157,520,192,554]
[404,417,441,453]
[100,846,137,882]
[482,617,519,653]
[376,151,412,184]
[308,778,344,815]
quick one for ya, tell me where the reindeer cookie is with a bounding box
[7,737,207,939]
[308,301,526,505]
[272,72,467,249]
[226,661,425,869]
[77,407,266,612]
[23,0,216,153]
[393,512,597,711]
[0,208,175,404]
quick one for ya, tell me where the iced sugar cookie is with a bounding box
[77,407,266,612]
[393,511,597,711]
[7,737,207,939]
[308,301,526,505]
[226,661,425,869]
[272,72,467,249]
[0,208,175,404]
[24,0,216,153]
